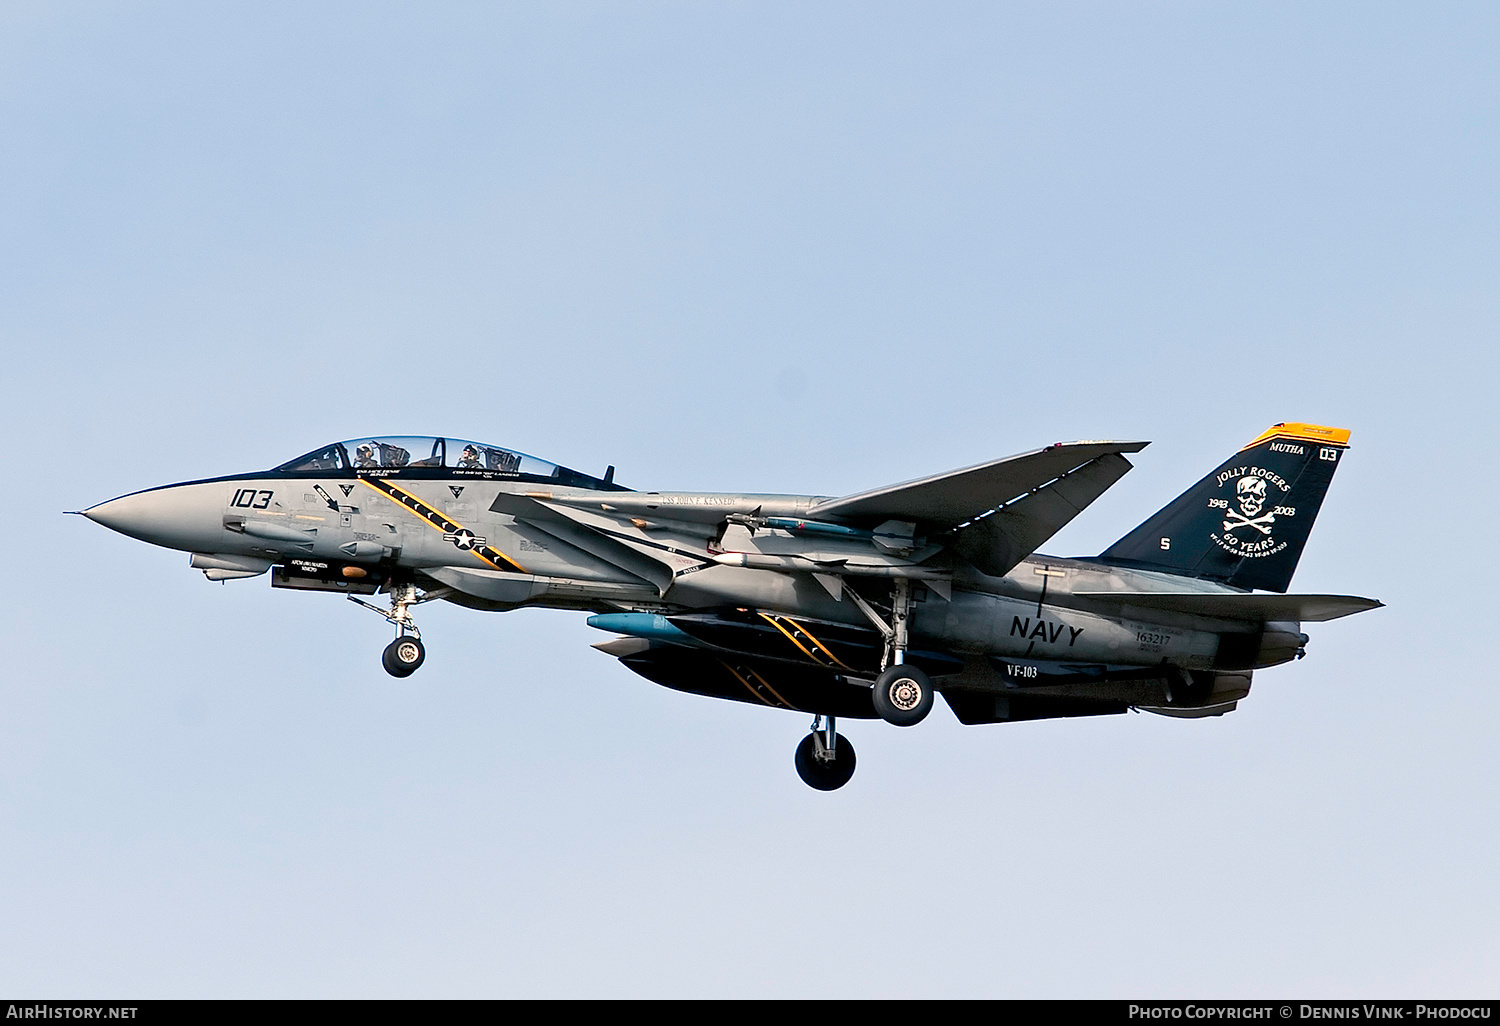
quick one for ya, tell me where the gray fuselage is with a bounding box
[84,471,1287,681]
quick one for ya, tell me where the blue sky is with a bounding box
[3,2,1497,997]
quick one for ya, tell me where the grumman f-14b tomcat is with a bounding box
[78,423,1380,790]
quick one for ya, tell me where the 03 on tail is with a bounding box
[78,423,1380,790]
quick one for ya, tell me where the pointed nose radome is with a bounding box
[82,493,161,540]
[81,483,233,553]
[82,495,148,536]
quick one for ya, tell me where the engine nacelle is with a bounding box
[1214,623,1309,670]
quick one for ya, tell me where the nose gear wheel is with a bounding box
[382,636,426,677]
[349,581,450,678]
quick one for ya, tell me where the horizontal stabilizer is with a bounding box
[806,441,1148,527]
[1072,590,1383,623]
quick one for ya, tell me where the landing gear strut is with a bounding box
[349,581,448,678]
[794,714,857,790]
[845,576,936,726]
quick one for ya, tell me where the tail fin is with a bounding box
[1098,423,1351,593]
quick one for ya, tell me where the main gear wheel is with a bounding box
[872,664,934,726]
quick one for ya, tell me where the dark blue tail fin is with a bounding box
[1098,423,1351,593]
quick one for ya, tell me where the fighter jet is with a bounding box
[78,424,1380,790]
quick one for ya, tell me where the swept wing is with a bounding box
[806,440,1147,526]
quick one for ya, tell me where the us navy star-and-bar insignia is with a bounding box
[444,529,485,551]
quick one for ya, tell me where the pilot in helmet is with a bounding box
[458,444,484,469]
[354,442,379,468]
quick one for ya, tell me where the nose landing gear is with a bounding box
[349,581,449,678]
[382,635,426,677]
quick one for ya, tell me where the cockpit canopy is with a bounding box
[272,436,620,489]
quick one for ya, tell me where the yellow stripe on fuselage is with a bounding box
[744,666,799,711]
[719,660,799,711]
[721,661,780,708]
[759,612,821,664]
[782,616,852,670]
[359,477,528,574]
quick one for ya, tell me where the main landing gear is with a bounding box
[872,663,934,726]
[845,575,936,728]
[349,581,448,678]
[792,575,943,790]
[795,714,856,790]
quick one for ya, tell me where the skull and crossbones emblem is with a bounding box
[1223,476,1276,535]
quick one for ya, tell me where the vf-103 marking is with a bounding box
[78,425,1380,790]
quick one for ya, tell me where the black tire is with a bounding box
[794,732,856,791]
[872,664,934,726]
[382,636,425,678]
